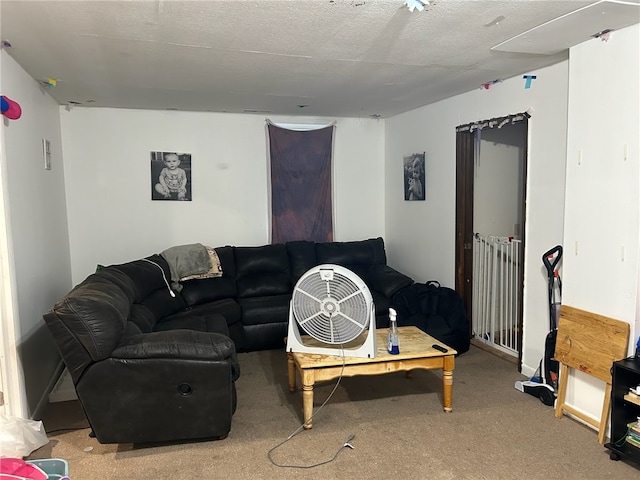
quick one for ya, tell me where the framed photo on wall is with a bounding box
[151,151,192,201]
[404,152,425,201]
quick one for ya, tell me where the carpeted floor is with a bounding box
[31,346,639,479]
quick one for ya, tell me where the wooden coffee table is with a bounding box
[287,326,456,429]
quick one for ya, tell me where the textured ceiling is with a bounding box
[1,0,638,118]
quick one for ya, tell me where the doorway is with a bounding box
[455,114,528,366]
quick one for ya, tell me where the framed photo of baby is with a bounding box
[151,151,192,201]
[404,152,425,201]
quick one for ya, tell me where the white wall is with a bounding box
[561,24,639,422]
[60,109,385,284]
[385,61,569,376]
[1,51,71,418]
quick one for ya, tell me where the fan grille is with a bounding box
[292,266,371,344]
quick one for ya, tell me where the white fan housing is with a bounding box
[286,264,376,358]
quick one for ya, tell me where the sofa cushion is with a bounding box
[128,304,157,333]
[238,294,291,326]
[214,246,236,276]
[189,300,242,326]
[111,255,173,302]
[235,244,291,298]
[113,329,235,363]
[316,237,387,267]
[243,323,288,351]
[153,313,230,336]
[155,299,246,351]
[180,276,238,306]
[97,267,136,304]
[286,240,317,284]
[344,265,371,284]
[108,255,187,326]
[367,264,414,297]
[138,287,187,320]
[178,246,238,306]
[113,329,240,381]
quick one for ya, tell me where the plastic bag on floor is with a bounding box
[0,414,49,457]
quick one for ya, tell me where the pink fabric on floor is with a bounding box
[0,458,47,480]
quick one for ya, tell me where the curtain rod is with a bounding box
[456,112,529,133]
[266,119,336,131]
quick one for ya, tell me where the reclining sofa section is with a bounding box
[43,237,413,444]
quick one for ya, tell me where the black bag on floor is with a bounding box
[391,281,470,355]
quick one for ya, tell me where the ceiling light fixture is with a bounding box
[405,0,429,12]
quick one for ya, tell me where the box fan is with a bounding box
[286,264,377,358]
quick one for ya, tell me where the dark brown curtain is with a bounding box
[268,123,334,243]
[455,129,475,319]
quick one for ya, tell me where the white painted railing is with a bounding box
[472,234,521,356]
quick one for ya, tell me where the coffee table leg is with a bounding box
[287,353,296,392]
[442,355,454,412]
[302,370,315,429]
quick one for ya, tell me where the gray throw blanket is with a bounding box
[161,243,210,293]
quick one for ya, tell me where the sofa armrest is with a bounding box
[112,330,240,380]
[367,265,414,298]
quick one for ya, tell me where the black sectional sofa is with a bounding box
[44,237,414,444]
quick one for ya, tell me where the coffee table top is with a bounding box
[290,325,456,367]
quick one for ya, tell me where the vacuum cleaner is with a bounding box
[515,245,562,406]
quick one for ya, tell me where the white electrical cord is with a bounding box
[267,344,355,469]
[141,258,175,297]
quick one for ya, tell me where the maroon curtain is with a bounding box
[268,123,334,243]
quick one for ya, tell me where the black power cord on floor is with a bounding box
[267,345,356,469]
